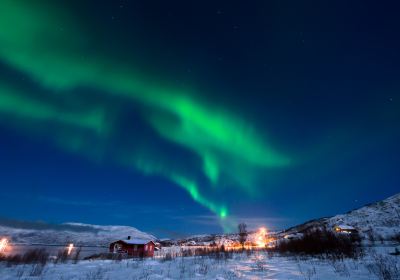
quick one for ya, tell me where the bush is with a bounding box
[1,248,49,266]
[4,254,22,266]
[180,246,233,260]
[21,248,49,265]
[54,249,69,264]
[73,246,82,263]
[161,252,174,262]
[84,252,124,261]
[366,254,400,280]
[275,229,362,258]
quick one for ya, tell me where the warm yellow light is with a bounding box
[67,243,74,255]
[255,227,268,248]
[0,238,8,253]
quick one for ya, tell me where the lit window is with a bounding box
[144,245,147,251]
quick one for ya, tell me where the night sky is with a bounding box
[0,0,399,237]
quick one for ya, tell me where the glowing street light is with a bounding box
[67,243,74,255]
[256,227,267,248]
[0,238,9,253]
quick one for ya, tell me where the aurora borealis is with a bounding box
[0,1,399,235]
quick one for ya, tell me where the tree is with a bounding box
[238,223,248,248]
[210,234,217,247]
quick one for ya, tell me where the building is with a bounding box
[109,236,155,257]
[283,233,304,240]
[333,224,357,234]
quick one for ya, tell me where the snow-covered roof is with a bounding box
[114,239,154,245]
[335,225,355,230]
[284,233,303,239]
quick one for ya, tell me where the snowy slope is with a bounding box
[0,222,156,246]
[176,194,400,244]
[327,193,400,239]
[282,193,400,240]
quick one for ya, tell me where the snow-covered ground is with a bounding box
[1,193,398,279]
[1,246,399,280]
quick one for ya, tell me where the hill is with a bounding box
[0,220,155,246]
[282,193,400,240]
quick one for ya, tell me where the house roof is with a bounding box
[113,239,154,245]
[284,233,303,239]
[336,225,355,230]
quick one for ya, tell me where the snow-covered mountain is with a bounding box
[1,193,398,247]
[172,193,400,245]
[282,193,400,240]
[0,221,156,246]
[326,193,400,239]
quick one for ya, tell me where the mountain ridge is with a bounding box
[282,192,400,239]
[0,220,155,246]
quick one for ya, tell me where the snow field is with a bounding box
[0,247,399,280]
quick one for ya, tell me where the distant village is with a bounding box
[1,193,398,280]
[90,223,358,259]
[0,222,359,260]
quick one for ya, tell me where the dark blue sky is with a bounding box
[0,0,399,237]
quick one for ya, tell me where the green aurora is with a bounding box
[0,0,290,228]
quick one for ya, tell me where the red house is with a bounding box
[109,237,155,257]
